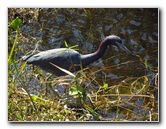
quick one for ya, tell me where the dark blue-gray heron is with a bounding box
[22,35,132,76]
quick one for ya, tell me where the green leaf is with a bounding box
[102,83,108,90]
[69,85,82,96]
[69,45,79,50]
[144,59,148,69]
[31,95,37,101]
[64,41,79,50]
[64,40,68,48]
[86,105,99,117]
[69,84,86,101]
[11,17,22,30]
[8,30,18,64]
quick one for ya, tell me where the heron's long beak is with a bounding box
[120,44,133,55]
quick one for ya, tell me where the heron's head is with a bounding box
[105,35,132,55]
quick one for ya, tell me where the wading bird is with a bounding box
[22,35,132,76]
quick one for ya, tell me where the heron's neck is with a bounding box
[81,41,108,67]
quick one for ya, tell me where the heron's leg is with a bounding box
[68,64,74,71]
[68,64,80,71]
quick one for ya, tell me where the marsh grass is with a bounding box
[8,54,158,121]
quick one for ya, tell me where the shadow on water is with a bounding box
[8,8,158,121]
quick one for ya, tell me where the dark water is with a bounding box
[15,8,158,83]
[8,8,158,121]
